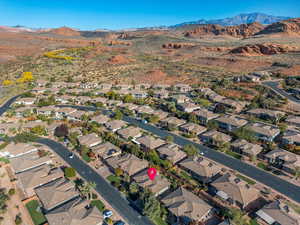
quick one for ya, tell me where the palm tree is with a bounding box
[295,166,300,180]
[79,181,96,201]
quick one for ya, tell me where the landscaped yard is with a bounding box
[91,199,105,212]
[236,174,256,185]
[107,174,121,184]
[25,200,47,225]
[152,216,168,225]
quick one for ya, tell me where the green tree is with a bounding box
[183,144,198,157]
[79,182,97,202]
[188,113,198,123]
[113,110,123,120]
[295,166,300,180]
[165,135,174,143]
[142,194,162,219]
[129,182,139,194]
[123,94,134,103]
[64,167,76,178]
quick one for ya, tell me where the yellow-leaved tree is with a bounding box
[2,80,14,86]
[17,72,34,83]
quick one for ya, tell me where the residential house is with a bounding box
[215,115,248,132]
[117,126,142,140]
[15,97,35,105]
[200,130,232,146]
[156,143,187,164]
[171,94,190,104]
[55,95,75,104]
[90,97,107,105]
[246,122,280,142]
[135,105,154,116]
[177,102,200,113]
[162,187,214,225]
[55,107,77,119]
[104,120,127,132]
[151,110,169,120]
[105,153,149,176]
[247,108,285,122]
[23,120,48,130]
[152,84,170,90]
[135,83,151,90]
[0,143,37,158]
[78,133,102,148]
[282,128,300,146]
[45,197,103,225]
[35,178,79,212]
[10,151,52,174]
[15,106,34,117]
[221,99,247,113]
[286,115,300,128]
[160,116,186,130]
[91,142,122,160]
[67,110,87,121]
[0,123,19,135]
[98,83,112,90]
[174,84,192,93]
[75,96,91,105]
[193,109,219,125]
[210,173,260,210]
[135,135,165,151]
[119,103,138,111]
[256,200,300,225]
[130,90,148,98]
[179,157,222,183]
[132,170,170,196]
[231,139,263,157]
[179,122,207,135]
[90,114,110,125]
[264,148,300,174]
[153,90,169,99]
[16,165,63,199]
[106,100,122,108]
[36,106,56,116]
[244,74,261,82]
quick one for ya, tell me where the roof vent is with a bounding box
[234,178,241,183]
[283,205,289,213]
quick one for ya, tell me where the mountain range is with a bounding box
[169,12,291,28]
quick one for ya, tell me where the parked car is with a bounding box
[114,221,125,225]
[68,153,74,159]
[103,210,113,219]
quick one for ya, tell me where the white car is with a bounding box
[68,153,74,159]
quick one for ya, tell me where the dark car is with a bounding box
[114,221,125,225]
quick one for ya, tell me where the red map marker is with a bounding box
[147,168,157,181]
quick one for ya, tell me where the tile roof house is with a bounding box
[90,114,110,125]
[179,157,222,183]
[15,97,36,105]
[177,102,200,113]
[0,143,37,158]
[11,151,52,174]
[151,110,169,120]
[153,90,169,99]
[256,200,300,225]
[231,139,263,157]
[55,107,77,119]
[35,178,79,212]
[264,148,300,174]
[246,122,280,142]
[0,123,19,135]
[77,133,102,148]
[36,106,56,116]
[161,187,214,224]
[179,122,207,135]
[215,115,248,132]
[174,84,192,93]
[210,173,260,210]
[23,120,48,130]
[104,120,127,132]
[286,115,300,128]
[119,103,139,111]
[247,108,285,122]
[135,105,154,115]
[67,110,87,121]
[105,153,149,176]
[171,94,190,104]
[132,170,170,196]
[16,165,63,199]
[200,130,232,146]
[135,135,166,150]
[130,90,148,99]
[193,109,219,125]
[45,197,104,225]
[117,126,142,140]
[282,129,300,146]
[91,142,122,160]
[160,117,186,130]
[156,143,187,164]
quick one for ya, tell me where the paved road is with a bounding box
[37,138,154,225]
[58,104,300,203]
[262,81,300,103]
[0,99,154,225]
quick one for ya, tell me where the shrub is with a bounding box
[64,167,76,178]
[8,188,15,196]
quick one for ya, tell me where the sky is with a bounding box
[0,0,299,30]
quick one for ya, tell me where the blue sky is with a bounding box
[0,0,299,30]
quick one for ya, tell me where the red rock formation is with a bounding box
[184,22,264,38]
[256,18,300,36]
[47,27,81,36]
[229,43,296,56]
[108,55,131,64]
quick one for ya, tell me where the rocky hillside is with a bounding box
[229,43,296,56]
[257,18,300,36]
[46,27,81,36]
[184,22,264,38]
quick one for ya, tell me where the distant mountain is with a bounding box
[170,13,291,28]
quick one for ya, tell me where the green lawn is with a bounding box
[107,175,121,183]
[82,153,91,162]
[236,174,256,185]
[91,199,105,212]
[25,200,47,225]
[0,157,9,164]
[225,150,242,159]
[152,216,168,225]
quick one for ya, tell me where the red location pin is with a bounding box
[147,168,157,181]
